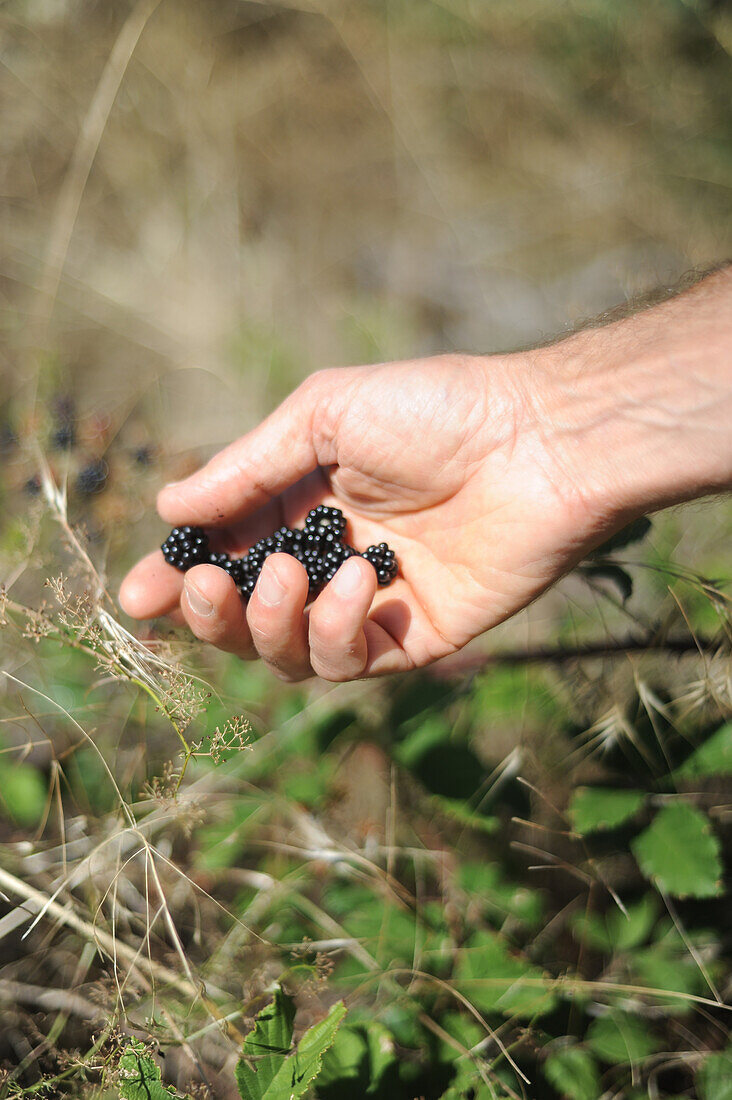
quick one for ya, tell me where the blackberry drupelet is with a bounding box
[76,459,109,496]
[161,526,210,571]
[321,543,358,583]
[208,551,248,588]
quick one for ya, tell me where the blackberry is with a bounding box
[161,526,210,571]
[76,459,108,495]
[321,543,358,583]
[304,504,347,540]
[208,551,248,588]
[362,542,398,587]
[158,513,399,602]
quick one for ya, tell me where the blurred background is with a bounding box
[0,2,731,1097]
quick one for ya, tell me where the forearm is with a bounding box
[530,264,732,525]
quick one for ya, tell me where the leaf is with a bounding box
[568,787,645,834]
[675,723,732,779]
[317,1022,398,1097]
[631,803,722,898]
[0,759,47,828]
[235,986,345,1100]
[453,930,556,1019]
[586,1011,660,1066]
[697,1049,732,1100]
[118,1040,186,1099]
[571,895,658,954]
[544,1047,601,1100]
[590,517,652,557]
[579,564,633,602]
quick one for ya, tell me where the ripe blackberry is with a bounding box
[304,504,347,541]
[322,543,358,583]
[161,526,210,571]
[362,542,398,586]
[76,459,108,495]
[208,551,248,588]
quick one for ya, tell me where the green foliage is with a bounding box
[696,1047,732,1100]
[0,756,47,828]
[586,1011,660,1065]
[544,1046,601,1100]
[631,802,723,898]
[453,929,556,1018]
[674,722,732,778]
[235,986,345,1100]
[118,1040,187,1099]
[317,1022,398,1097]
[568,786,646,834]
[571,895,659,953]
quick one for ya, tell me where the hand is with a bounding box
[119,266,732,681]
[119,351,612,680]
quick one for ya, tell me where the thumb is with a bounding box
[157,370,343,526]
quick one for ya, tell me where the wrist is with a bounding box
[527,268,732,529]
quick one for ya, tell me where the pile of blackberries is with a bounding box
[161,505,398,599]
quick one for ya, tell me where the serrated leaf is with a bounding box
[568,787,645,834]
[675,723,732,779]
[579,563,633,602]
[631,803,722,898]
[235,986,345,1100]
[118,1040,186,1099]
[544,1047,601,1100]
[586,1011,659,1066]
[590,517,652,557]
[697,1049,732,1100]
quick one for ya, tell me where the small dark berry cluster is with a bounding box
[160,505,398,600]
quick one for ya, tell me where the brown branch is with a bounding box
[431,635,722,678]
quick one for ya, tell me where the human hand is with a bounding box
[119,266,732,680]
[119,350,615,680]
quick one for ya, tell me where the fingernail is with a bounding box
[332,557,363,596]
[257,562,286,606]
[186,579,214,617]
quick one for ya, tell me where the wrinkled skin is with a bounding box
[120,350,614,681]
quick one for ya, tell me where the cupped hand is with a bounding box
[119,351,608,680]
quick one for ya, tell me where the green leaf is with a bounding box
[697,1049,732,1100]
[579,563,634,602]
[0,758,47,828]
[118,1040,186,1099]
[586,1011,660,1066]
[235,986,345,1100]
[675,723,732,779]
[544,1046,601,1100]
[571,895,658,954]
[631,803,722,898]
[568,787,645,834]
[317,1022,398,1096]
[453,930,556,1019]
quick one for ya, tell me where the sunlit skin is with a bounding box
[120,267,732,681]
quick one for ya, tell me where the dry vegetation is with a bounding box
[0,1,731,1097]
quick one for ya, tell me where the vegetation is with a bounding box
[0,1,730,1097]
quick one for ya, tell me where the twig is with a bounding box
[430,635,722,678]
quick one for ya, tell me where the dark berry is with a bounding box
[362,542,398,586]
[24,474,41,496]
[208,551,248,588]
[76,459,108,495]
[304,505,347,540]
[161,526,210,571]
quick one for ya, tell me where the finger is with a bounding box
[180,565,256,658]
[157,369,352,527]
[246,554,311,681]
[308,556,377,681]
[119,551,183,619]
